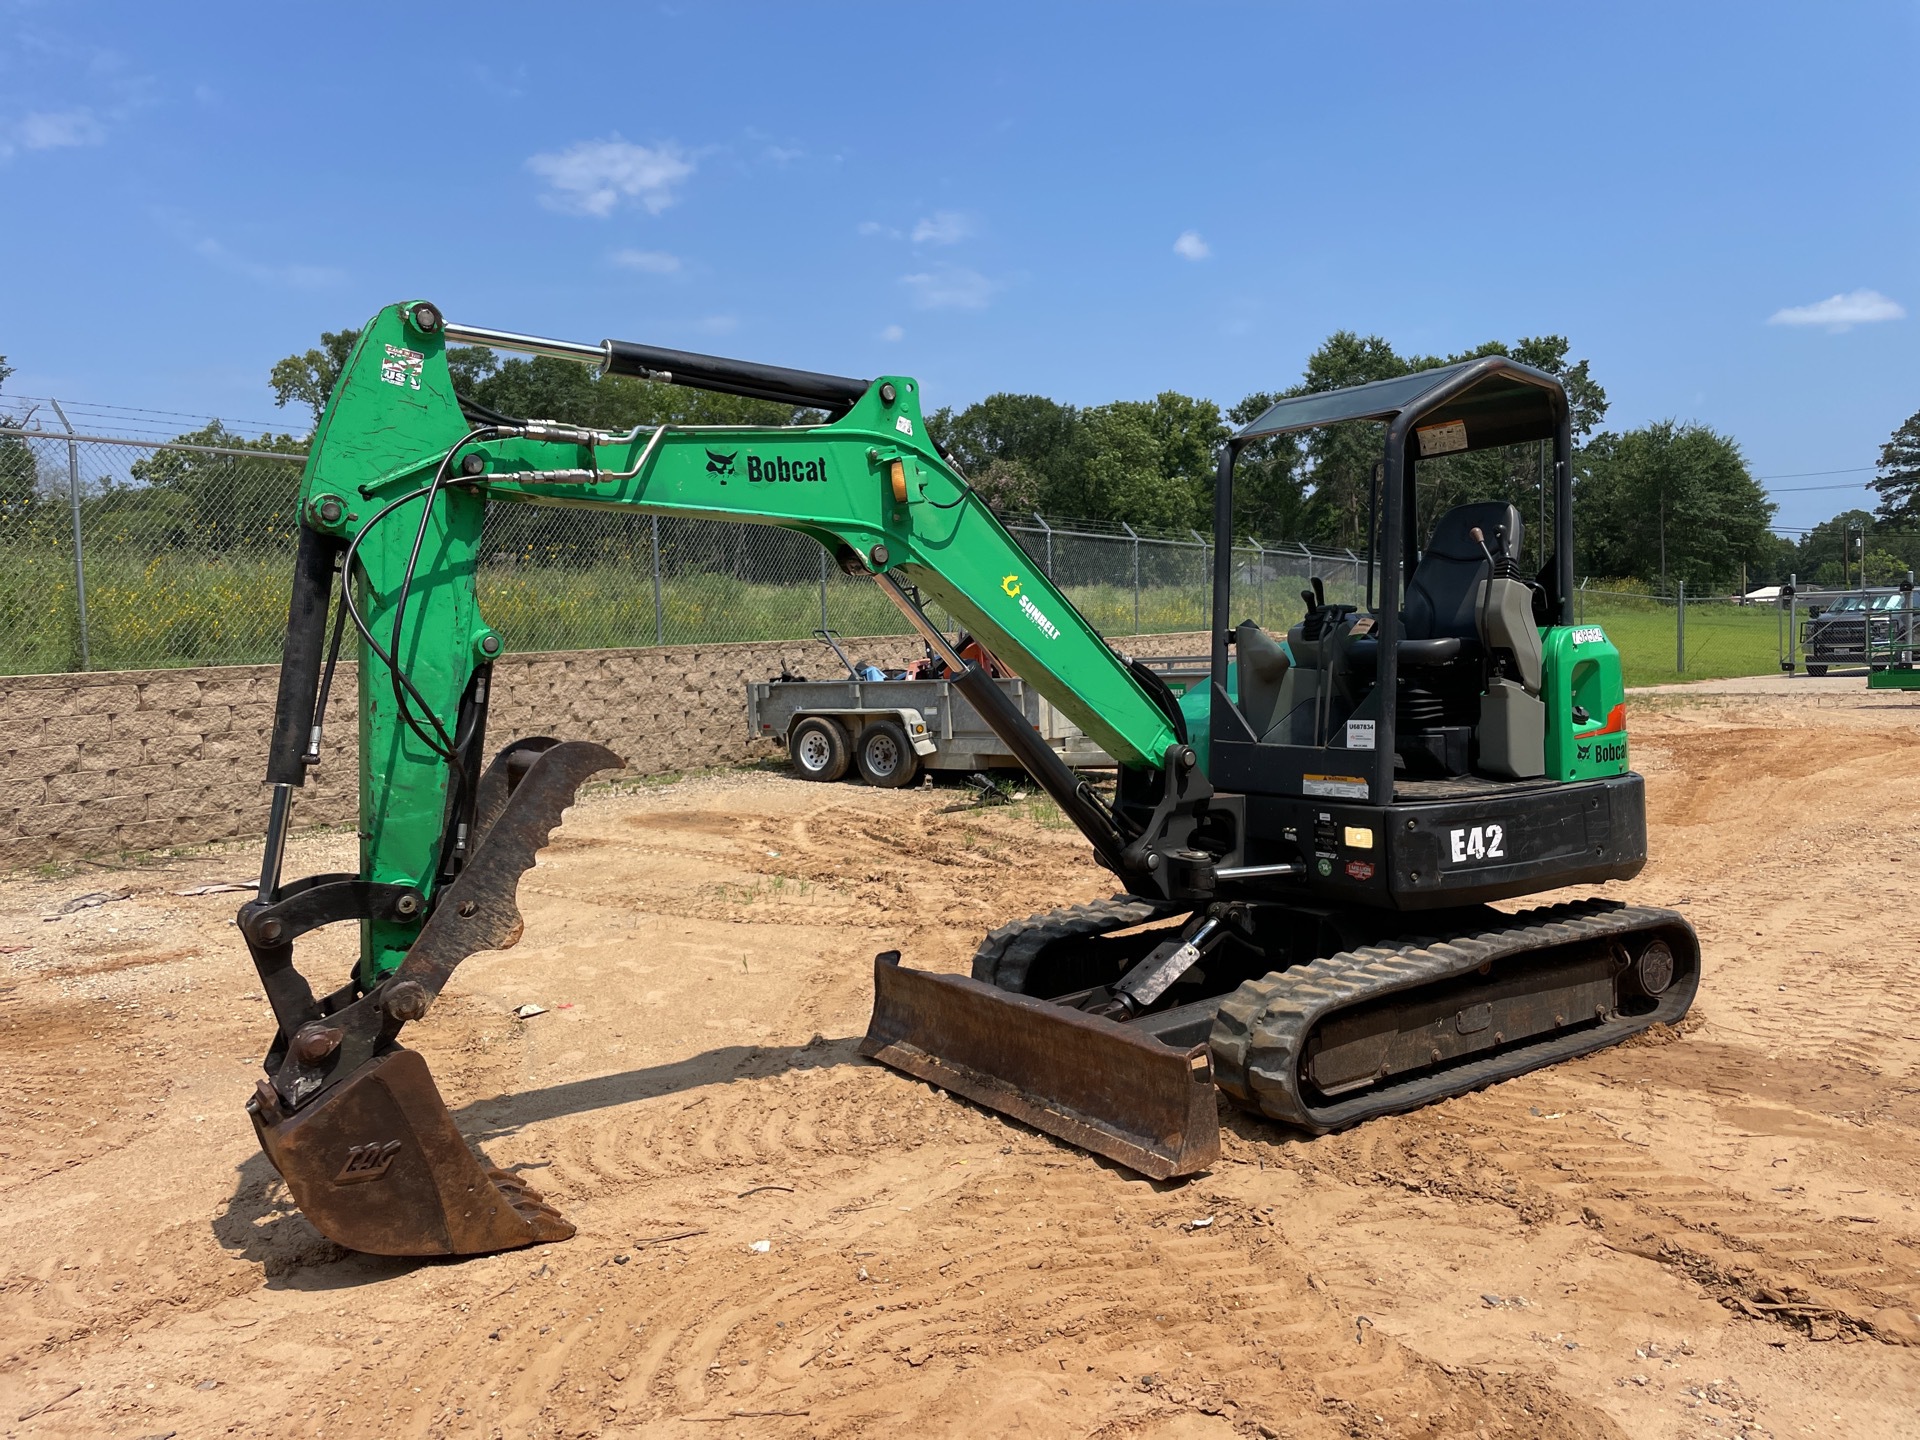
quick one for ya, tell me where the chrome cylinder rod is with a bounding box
[442,322,610,371]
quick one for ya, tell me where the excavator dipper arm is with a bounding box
[244,301,1190,1254]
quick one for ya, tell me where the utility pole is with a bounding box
[1659,490,1666,592]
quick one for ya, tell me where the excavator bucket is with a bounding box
[253,1048,573,1257]
[862,952,1220,1179]
[244,738,622,1257]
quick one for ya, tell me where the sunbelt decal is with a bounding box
[1002,574,1060,640]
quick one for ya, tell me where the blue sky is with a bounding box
[2,2,1915,533]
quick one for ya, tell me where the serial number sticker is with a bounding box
[1416,419,1468,456]
[1570,626,1606,646]
[1447,824,1507,864]
[1345,718,1376,750]
[1303,774,1368,800]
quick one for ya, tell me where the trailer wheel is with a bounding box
[789,716,851,782]
[1805,664,1828,677]
[856,719,920,788]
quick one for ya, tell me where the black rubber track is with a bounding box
[1209,899,1699,1134]
[971,894,1184,993]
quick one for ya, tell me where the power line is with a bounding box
[1766,479,1878,494]
[1752,464,1875,481]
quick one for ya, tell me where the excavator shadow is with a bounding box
[212,1036,867,1282]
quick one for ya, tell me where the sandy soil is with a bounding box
[3,677,1919,1438]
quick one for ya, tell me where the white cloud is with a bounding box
[155,209,343,288]
[612,248,681,274]
[1173,230,1211,261]
[526,136,693,217]
[880,324,905,342]
[1767,289,1905,332]
[2,108,104,158]
[900,265,998,310]
[193,235,342,288]
[911,211,972,245]
[858,220,901,239]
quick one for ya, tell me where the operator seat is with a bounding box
[1246,503,1546,778]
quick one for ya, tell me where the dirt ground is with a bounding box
[3,676,1919,1438]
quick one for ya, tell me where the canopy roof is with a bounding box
[1234,356,1567,453]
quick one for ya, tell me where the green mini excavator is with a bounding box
[240,301,1697,1256]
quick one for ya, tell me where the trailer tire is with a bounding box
[789,716,851,782]
[1805,664,1827,677]
[856,719,920,788]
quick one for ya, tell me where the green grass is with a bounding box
[1576,596,1783,688]
[0,548,1231,675]
[1,543,1784,690]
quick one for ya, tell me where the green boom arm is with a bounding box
[275,303,1183,986]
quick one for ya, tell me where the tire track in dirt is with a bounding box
[385,1113,1627,1439]
[1267,1077,1920,1342]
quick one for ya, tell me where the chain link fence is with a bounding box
[8,407,1833,688]
[0,416,1374,677]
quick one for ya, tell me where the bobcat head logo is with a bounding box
[705,449,738,479]
[334,1139,403,1184]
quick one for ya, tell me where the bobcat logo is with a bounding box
[334,1139,403,1184]
[1001,574,1021,598]
[705,449,738,479]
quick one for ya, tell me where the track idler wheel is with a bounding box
[251,1048,573,1256]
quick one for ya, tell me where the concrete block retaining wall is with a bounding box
[0,631,1209,868]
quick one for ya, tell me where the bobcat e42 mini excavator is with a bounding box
[241,301,1697,1256]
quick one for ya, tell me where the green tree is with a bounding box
[1871,408,1920,523]
[0,353,41,526]
[269,328,361,422]
[1576,421,1774,591]
[1794,510,1877,588]
[127,421,307,550]
[1246,331,1608,554]
[1226,391,1308,542]
[928,392,1086,513]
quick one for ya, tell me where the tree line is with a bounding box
[7,328,1918,595]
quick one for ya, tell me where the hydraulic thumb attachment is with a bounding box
[243,738,620,1256]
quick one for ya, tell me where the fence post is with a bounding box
[47,398,90,672]
[818,547,829,632]
[1121,521,1139,635]
[1031,512,1053,575]
[650,516,664,645]
[1190,530,1210,633]
[1251,538,1266,626]
[1579,576,1587,623]
[1676,579,1685,673]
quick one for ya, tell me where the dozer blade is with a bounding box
[862,951,1219,1180]
[253,1047,574,1257]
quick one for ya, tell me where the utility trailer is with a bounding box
[747,632,1206,787]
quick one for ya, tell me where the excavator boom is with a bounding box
[243,301,1191,1254]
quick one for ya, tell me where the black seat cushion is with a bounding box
[1344,635,1464,672]
[1404,502,1523,642]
